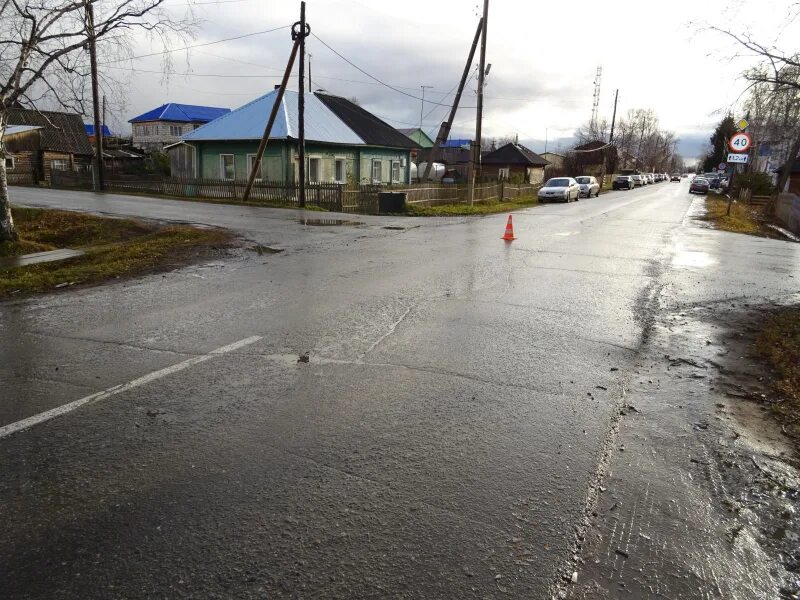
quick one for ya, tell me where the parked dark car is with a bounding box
[689,177,710,194]
[613,175,635,190]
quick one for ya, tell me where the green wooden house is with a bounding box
[167,90,419,184]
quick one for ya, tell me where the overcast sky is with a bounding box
[112,0,798,163]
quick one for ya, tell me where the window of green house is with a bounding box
[246,154,263,181]
[391,161,401,183]
[334,158,345,183]
[371,159,382,183]
[308,157,321,182]
[220,154,235,180]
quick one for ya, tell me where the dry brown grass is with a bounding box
[702,194,779,238]
[0,207,233,298]
[753,307,800,444]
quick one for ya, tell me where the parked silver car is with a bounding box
[631,174,645,187]
[575,176,600,198]
[538,177,581,202]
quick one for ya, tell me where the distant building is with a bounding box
[481,142,549,184]
[167,90,419,184]
[129,103,231,152]
[84,123,112,144]
[3,108,93,183]
[398,128,434,148]
[540,151,564,170]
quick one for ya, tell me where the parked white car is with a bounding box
[575,176,600,198]
[538,177,581,203]
[631,174,645,187]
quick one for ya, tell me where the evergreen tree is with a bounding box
[702,116,737,171]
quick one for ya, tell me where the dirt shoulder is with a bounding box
[753,306,800,447]
[566,298,800,599]
[700,193,786,239]
[0,206,234,298]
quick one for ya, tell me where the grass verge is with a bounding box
[701,193,780,238]
[406,196,539,216]
[0,207,233,298]
[753,307,800,445]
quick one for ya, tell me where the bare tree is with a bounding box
[706,19,800,192]
[0,0,196,242]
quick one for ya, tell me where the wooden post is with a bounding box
[85,0,104,191]
[422,18,483,182]
[242,33,302,201]
[298,1,308,208]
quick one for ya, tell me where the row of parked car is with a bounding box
[537,171,693,203]
[612,172,684,190]
[537,176,602,202]
[688,172,729,195]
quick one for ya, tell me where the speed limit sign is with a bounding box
[729,132,752,152]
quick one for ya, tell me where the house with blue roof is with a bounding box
[129,103,230,152]
[166,89,419,184]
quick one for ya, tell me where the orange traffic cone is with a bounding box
[501,215,516,241]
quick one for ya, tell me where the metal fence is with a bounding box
[48,172,540,214]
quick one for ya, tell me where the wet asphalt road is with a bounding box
[3,181,794,598]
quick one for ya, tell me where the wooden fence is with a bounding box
[48,172,540,214]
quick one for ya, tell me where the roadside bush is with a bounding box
[732,172,774,195]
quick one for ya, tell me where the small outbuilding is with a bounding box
[480,142,549,184]
[3,108,93,184]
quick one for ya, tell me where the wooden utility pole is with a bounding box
[422,17,483,182]
[600,89,619,188]
[85,0,104,191]
[469,0,488,206]
[298,1,307,207]
[242,33,302,201]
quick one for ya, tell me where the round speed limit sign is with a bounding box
[729,132,752,152]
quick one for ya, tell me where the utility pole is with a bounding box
[600,89,619,188]
[85,0,104,191]
[243,18,305,201]
[298,0,307,207]
[469,0,489,206]
[422,17,483,182]
[544,128,548,155]
[419,85,433,131]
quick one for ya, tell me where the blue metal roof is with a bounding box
[442,138,472,148]
[129,103,230,124]
[84,123,112,136]
[183,90,364,145]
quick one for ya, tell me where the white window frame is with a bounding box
[246,154,263,181]
[308,156,321,183]
[50,158,69,171]
[334,157,346,183]
[4,156,14,170]
[219,154,235,180]
[390,160,401,183]
[498,167,510,180]
[371,159,382,183]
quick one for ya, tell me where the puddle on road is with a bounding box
[297,218,364,227]
[672,250,716,268]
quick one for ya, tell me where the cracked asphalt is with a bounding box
[2,182,798,598]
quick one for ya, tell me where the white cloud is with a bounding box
[109,0,799,160]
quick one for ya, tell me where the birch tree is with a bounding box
[0,0,196,242]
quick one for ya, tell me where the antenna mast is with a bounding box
[590,65,602,131]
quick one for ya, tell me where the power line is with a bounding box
[311,32,476,109]
[96,25,291,66]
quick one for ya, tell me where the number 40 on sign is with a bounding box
[729,132,752,152]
